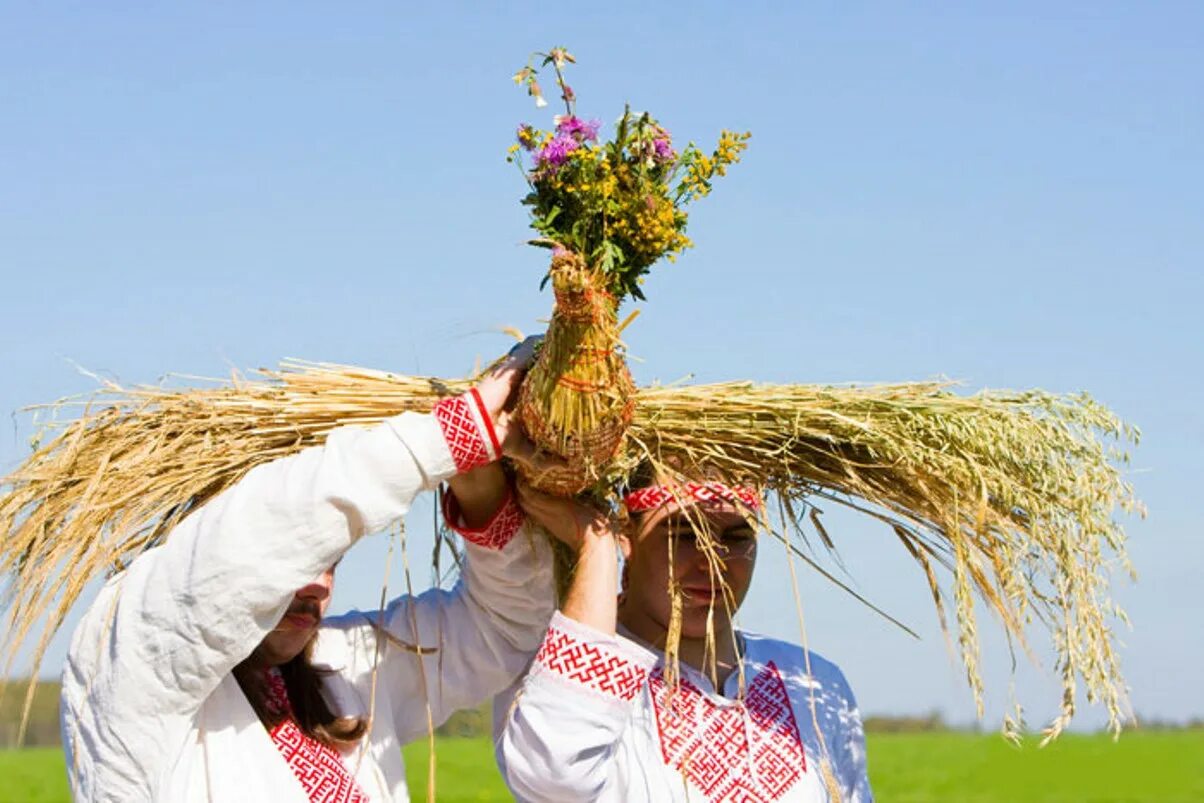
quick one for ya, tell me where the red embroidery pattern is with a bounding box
[469,387,502,458]
[623,482,762,513]
[433,393,495,473]
[442,485,524,550]
[264,670,369,803]
[535,623,650,702]
[650,662,805,803]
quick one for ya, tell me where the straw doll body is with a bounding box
[496,472,873,803]
[59,341,567,802]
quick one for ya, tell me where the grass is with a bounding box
[2,731,1201,802]
[0,748,67,803]
[867,731,1204,803]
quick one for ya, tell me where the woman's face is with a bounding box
[622,500,758,640]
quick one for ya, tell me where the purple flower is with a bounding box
[652,137,676,163]
[535,133,579,169]
[555,115,601,143]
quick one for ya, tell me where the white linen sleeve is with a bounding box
[496,612,657,802]
[324,504,557,746]
[60,412,456,796]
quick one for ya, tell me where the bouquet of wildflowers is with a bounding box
[509,47,749,494]
[510,48,749,301]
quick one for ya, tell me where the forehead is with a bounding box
[638,500,753,533]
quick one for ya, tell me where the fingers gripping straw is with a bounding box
[509,46,749,495]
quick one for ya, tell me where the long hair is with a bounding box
[233,638,368,749]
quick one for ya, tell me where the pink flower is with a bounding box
[653,136,676,163]
[555,115,601,143]
[536,133,579,168]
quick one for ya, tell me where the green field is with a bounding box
[1,731,1201,802]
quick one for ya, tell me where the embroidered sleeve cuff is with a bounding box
[441,484,524,550]
[432,389,500,474]
[532,612,656,704]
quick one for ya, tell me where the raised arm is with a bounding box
[295,337,564,742]
[493,486,654,802]
[321,485,555,745]
[60,339,541,799]
[61,409,458,795]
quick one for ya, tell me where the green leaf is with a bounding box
[597,242,615,273]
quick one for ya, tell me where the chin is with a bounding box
[261,632,315,667]
[679,615,722,641]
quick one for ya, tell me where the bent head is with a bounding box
[233,562,367,747]
[247,564,336,667]
[619,474,760,641]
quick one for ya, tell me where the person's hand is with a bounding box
[472,335,541,453]
[515,480,615,550]
[472,335,568,477]
[445,336,546,527]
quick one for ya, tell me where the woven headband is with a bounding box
[623,482,761,513]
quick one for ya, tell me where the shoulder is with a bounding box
[740,631,858,705]
[65,563,136,668]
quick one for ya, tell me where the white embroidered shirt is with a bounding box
[497,612,873,803]
[60,410,553,802]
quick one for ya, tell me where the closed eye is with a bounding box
[722,527,756,542]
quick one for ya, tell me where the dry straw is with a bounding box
[516,249,634,495]
[0,362,1140,744]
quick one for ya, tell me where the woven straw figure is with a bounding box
[516,249,635,495]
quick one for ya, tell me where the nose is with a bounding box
[296,567,335,601]
[673,536,721,574]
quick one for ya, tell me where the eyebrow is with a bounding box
[662,517,756,535]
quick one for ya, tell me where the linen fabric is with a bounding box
[60,410,554,802]
[496,612,873,803]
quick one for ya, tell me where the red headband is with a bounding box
[623,482,761,513]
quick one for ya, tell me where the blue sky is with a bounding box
[2,3,1201,730]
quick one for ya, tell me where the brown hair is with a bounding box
[233,639,368,749]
